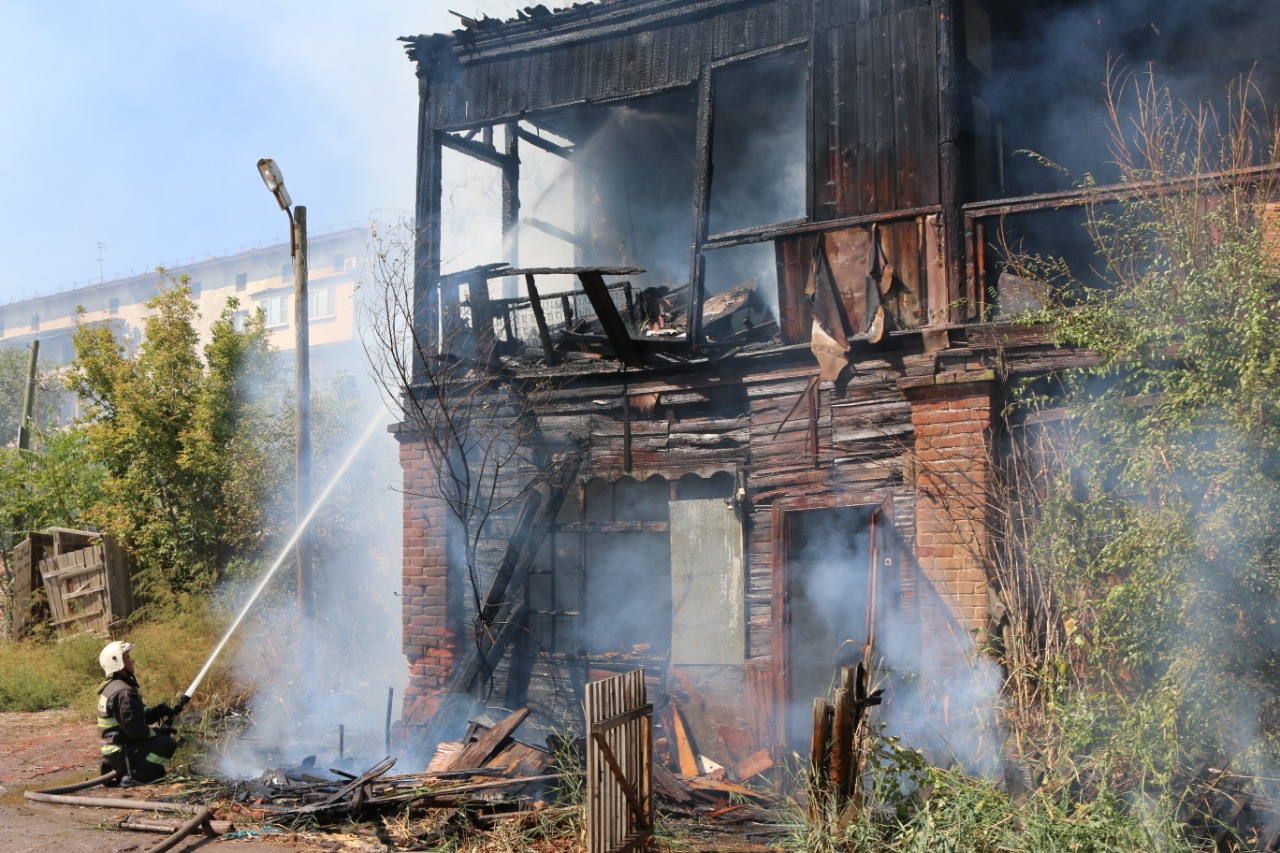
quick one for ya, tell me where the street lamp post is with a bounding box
[257,158,312,671]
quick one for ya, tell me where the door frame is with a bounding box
[770,491,896,749]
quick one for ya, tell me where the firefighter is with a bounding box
[96,640,178,786]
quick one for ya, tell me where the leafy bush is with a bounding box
[787,735,1184,853]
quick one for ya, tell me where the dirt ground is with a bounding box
[0,710,347,853]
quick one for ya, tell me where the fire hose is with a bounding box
[24,770,214,853]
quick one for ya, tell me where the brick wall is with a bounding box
[397,433,459,725]
[900,371,997,635]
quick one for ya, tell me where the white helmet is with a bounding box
[99,641,134,676]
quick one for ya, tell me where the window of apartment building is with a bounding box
[0,317,6,337]
[235,272,248,292]
[281,261,294,283]
[108,297,120,315]
[308,285,337,319]
[190,280,202,296]
[30,314,39,331]
[332,254,351,271]
[231,310,248,332]
[264,294,289,328]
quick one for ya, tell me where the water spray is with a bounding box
[176,405,390,710]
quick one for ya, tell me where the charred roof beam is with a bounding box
[441,132,517,171]
[514,125,573,159]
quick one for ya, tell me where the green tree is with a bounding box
[66,281,280,605]
[0,346,68,445]
[0,427,107,555]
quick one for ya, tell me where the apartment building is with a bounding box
[0,226,370,393]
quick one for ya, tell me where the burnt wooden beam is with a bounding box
[559,520,668,533]
[807,377,819,469]
[702,205,943,251]
[936,0,969,322]
[501,121,521,298]
[963,163,1280,219]
[523,273,560,364]
[441,131,517,171]
[506,265,641,277]
[522,217,583,247]
[577,270,642,368]
[514,125,574,158]
[437,262,512,284]
[688,67,715,348]
[464,270,499,361]
[416,123,444,362]
[622,390,633,473]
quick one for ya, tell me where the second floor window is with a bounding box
[308,286,337,319]
[264,295,289,328]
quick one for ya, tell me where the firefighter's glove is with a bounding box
[145,703,175,724]
[155,725,176,737]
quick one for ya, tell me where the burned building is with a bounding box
[392,0,1280,762]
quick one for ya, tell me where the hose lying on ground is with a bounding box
[24,770,215,853]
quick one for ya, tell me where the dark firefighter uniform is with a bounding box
[97,672,177,785]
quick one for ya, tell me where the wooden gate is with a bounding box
[586,669,653,853]
[38,537,132,636]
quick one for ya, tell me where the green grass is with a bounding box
[0,607,247,716]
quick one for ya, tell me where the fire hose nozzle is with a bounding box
[165,693,191,724]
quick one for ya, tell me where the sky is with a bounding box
[0,0,531,306]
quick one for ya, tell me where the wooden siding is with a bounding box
[814,2,942,218]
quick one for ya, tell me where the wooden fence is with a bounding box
[586,669,653,853]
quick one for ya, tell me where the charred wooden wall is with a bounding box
[397,0,995,760]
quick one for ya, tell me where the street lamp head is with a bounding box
[257,158,292,211]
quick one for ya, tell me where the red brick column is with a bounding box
[397,432,458,726]
[899,371,997,635]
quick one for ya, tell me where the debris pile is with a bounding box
[166,688,786,849]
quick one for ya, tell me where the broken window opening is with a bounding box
[515,121,577,273]
[528,489,584,657]
[437,93,700,358]
[440,137,505,275]
[583,476,672,657]
[700,242,780,344]
[707,50,808,237]
[566,89,697,335]
[531,474,742,664]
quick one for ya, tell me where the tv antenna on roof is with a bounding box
[95,241,119,282]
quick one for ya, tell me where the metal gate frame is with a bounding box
[586,669,653,853]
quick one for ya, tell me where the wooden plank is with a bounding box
[448,708,530,771]
[727,748,773,783]
[670,704,699,777]
[809,697,830,817]
[830,687,854,805]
